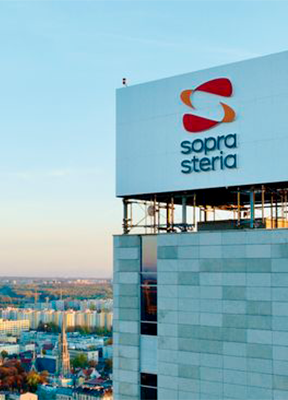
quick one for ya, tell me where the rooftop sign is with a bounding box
[116,51,288,197]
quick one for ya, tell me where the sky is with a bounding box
[0,1,288,278]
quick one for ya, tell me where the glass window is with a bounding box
[141,322,157,336]
[141,373,157,387]
[141,285,157,322]
[141,386,157,400]
[141,235,157,336]
[141,236,157,273]
[141,272,157,285]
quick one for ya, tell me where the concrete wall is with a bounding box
[114,229,288,400]
[113,235,141,400]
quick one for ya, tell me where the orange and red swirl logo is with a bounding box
[180,78,236,133]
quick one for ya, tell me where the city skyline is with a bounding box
[1,1,288,277]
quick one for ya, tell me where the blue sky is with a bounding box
[0,1,288,277]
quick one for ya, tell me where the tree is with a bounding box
[71,353,88,369]
[104,358,112,372]
[26,371,48,392]
[1,350,8,361]
[40,370,49,381]
[0,360,28,392]
[37,321,59,333]
[37,321,45,332]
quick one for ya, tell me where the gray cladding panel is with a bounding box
[114,230,288,400]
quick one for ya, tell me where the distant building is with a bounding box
[75,312,85,327]
[95,313,105,329]
[84,312,96,329]
[105,313,112,331]
[52,301,65,311]
[0,308,112,332]
[36,355,57,374]
[37,385,57,400]
[57,319,70,377]
[53,311,63,328]
[55,387,73,400]
[73,387,112,400]
[0,344,20,355]
[6,393,38,400]
[0,318,29,336]
[19,393,38,400]
[69,348,99,363]
[20,343,35,353]
[54,387,112,400]
[64,312,75,330]
[0,335,17,344]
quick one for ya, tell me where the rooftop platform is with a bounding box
[120,181,288,235]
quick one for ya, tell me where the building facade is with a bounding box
[0,309,111,331]
[114,51,288,399]
[0,318,29,336]
[0,344,20,355]
[114,230,288,400]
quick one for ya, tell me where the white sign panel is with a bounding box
[116,51,288,197]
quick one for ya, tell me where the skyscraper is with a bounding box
[114,51,288,400]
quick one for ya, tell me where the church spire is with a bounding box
[58,314,70,377]
[30,349,37,372]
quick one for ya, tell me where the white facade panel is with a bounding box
[116,51,288,197]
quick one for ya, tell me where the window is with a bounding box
[141,236,157,336]
[141,386,157,400]
[141,236,157,273]
[140,373,157,400]
[141,236,157,284]
[141,273,157,285]
[141,285,157,322]
[141,322,157,336]
[141,373,157,387]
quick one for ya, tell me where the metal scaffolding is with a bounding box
[121,184,288,234]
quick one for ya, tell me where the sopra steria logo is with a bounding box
[180,78,235,133]
[180,78,238,174]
